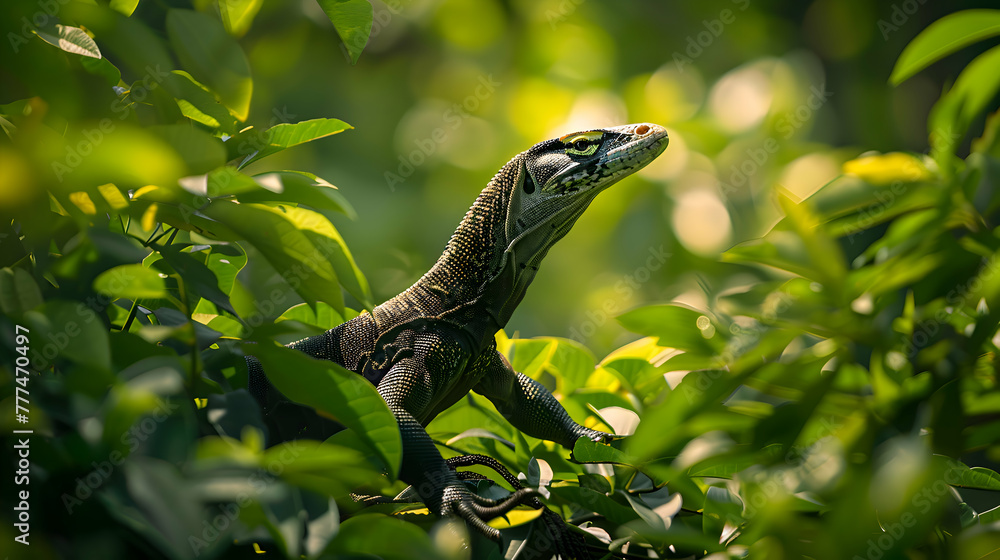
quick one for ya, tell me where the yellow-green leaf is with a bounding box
[248,343,401,478]
[166,9,253,121]
[94,264,167,300]
[110,0,140,16]
[891,9,1000,85]
[218,0,263,37]
[315,0,374,65]
[234,118,353,169]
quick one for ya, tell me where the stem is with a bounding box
[143,224,162,246]
[148,226,175,246]
[122,299,139,332]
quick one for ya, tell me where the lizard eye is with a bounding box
[563,132,602,156]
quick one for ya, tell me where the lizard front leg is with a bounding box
[379,355,531,541]
[474,349,615,448]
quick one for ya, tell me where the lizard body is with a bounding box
[247,123,668,542]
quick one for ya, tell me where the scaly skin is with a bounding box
[247,123,668,543]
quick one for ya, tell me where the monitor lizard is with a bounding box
[247,122,668,543]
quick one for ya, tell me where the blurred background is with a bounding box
[224,0,998,356]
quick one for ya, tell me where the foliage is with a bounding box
[2,3,1000,560]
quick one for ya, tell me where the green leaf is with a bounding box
[292,206,372,309]
[204,169,356,220]
[94,264,167,300]
[572,438,636,467]
[163,71,238,133]
[202,202,347,312]
[930,44,1000,162]
[890,9,1000,85]
[304,498,340,559]
[245,171,357,220]
[0,267,43,316]
[547,486,640,526]
[326,514,446,560]
[960,502,979,528]
[278,302,346,330]
[601,357,669,398]
[314,0,374,65]
[80,56,122,87]
[245,342,402,478]
[116,458,213,559]
[218,0,263,37]
[703,485,743,538]
[24,301,111,371]
[204,244,247,297]
[156,245,240,318]
[234,118,353,169]
[62,126,187,189]
[110,0,140,16]
[166,9,253,121]
[950,464,1000,491]
[506,337,595,394]
[262,440,381,496]
[34,24,101,59]
[776,191,847,285]
[204,314,243,337]
[426,392,514,444]
[617,304,725,355]
[195,166,357,223]
[150,125,227,176]
[980,505,1000,524]
[627,369,750,461]
[64,3,173,76]
[102,357,186,445]
[751,360,836,450]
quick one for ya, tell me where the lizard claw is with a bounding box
[579,427,622,445]
[438,484,541,542]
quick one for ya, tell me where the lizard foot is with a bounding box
[439,483,542,541]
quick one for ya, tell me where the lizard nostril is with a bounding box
[635,124,650,135]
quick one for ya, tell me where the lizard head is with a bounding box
[503,123,668,250]
[488,123,668,319]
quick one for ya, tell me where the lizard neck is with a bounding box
[379,159,528,341]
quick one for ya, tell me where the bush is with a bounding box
[1,2,999,559]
